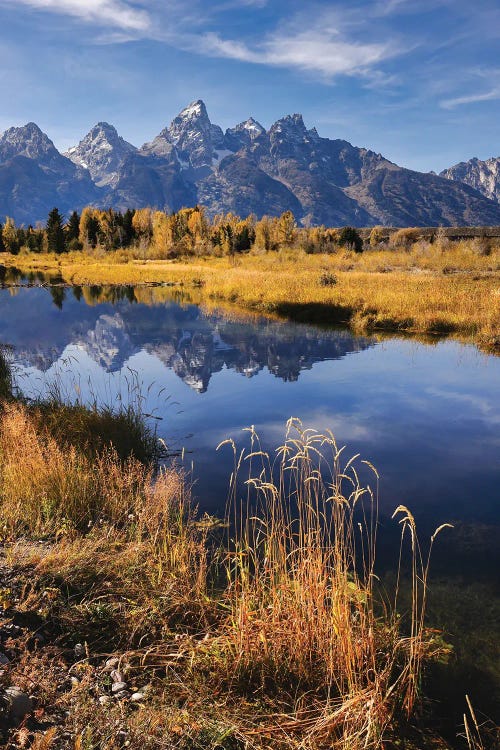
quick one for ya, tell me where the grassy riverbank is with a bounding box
[0,351,463,750]
[2,239,499,353]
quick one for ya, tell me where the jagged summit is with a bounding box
[1,101,500,227]
[225,117,266,151]
[175,100,208,121]
[440,155,500,203]
[241,117,265,137]
[167,99,225,168]
[65,122,136,187]
[0,122,60,164]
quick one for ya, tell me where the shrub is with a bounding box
[338,226,363,253]
[390,228,421,248]
[369,225,386,246]
[319,271,338,286]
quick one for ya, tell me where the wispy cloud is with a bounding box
[440,68,500,109]
[11,0,151,31]
[187,17,397,80]
[441,88,500,109]
[8,1,400,81]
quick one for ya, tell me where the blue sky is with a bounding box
[0,0,499,172]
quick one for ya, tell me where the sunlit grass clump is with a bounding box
[210,420,449,747]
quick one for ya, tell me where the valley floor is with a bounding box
[2,243,499,353]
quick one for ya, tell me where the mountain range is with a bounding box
[0,100,499,228]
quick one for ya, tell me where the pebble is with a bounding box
[111,682,128,693]
[4,686,33,722]
[99,695,111,705]
[104,657,120,671]
[130,692,145,702]
[74,643,85,658]
[113,690,129,700]
[110,670,125,683]
[1,623,21,637]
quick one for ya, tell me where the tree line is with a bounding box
[0,206,365,257]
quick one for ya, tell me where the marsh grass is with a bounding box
[29,399,161,464]
[0,346,12,400]
[0,393,452,747]
[209,419,450,747]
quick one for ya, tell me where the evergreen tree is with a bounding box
[66,211,80,243]
[0,223,5,253]
[122,209,135,246]
[338,226,363,253]
[46,208,66,254]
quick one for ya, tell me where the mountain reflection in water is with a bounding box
[0,285,374,392]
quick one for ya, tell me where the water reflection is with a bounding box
[0,285,373,391]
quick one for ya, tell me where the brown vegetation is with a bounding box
[0,374,453,749]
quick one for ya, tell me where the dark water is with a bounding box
[1,283,499,730]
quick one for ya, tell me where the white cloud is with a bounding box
[190,23,395,80]
[8,1,400,81]
[12,0,151,31]
[441,88,500,109]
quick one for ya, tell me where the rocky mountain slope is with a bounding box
[440,156,500,204]
[0,123,101,225]
[1,102,500,227]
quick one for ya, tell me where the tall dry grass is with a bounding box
[0,402,151,535]
[212,420,449,748]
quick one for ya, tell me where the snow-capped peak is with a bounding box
[64,122,137,188]
[242,117,265,138]
[177,100,208,121]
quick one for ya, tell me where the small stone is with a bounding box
[2,623,21,637]
[74,643,85,658]
[4,686,33,722]
[70,677,80,687]
[130,692,145,702]
[110,670,124,683]
[99,695,111,705]
[113,690,129,700]
[104,657,119,671]
[111,682,128,693]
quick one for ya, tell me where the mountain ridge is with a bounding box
[1,100,499,227]
[440,155,500,204]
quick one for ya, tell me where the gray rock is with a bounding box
[74,643,85,658]
[110,669,125,683]
[104,657,120,671]
[130,692,145,702]
[441,156,500,203]
[99,695,111,705]
[4,686,33,722]
[111,681,128,693]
